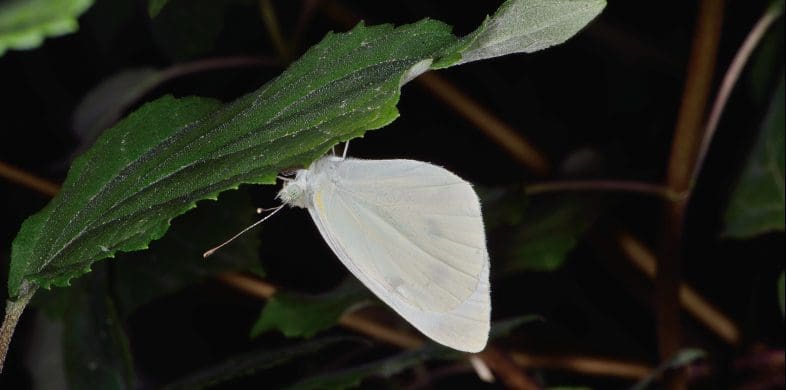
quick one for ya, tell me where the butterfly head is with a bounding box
[277,174,308,208]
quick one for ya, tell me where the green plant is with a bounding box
[1,0,783,388]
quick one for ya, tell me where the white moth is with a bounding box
[277,155,491,352]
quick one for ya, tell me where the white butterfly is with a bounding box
[277,154,491,352]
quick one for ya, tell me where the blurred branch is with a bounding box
[0,161,60,197]
[218,272,653,384]
[417,73,551,175]
[510,351,652,380]
[615,230,741,346]
[692,3,784,185]
[478,347,540,389]
[218,272,537,387]
[291,0,323,55]
[258,0,292,61]
[319,0,552,176]
[659,1,724,388]
[405,362,476,390]
[525,179,683,200]
[157,56,281,81]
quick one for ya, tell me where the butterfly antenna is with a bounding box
[342,141,350,159]
[203,204,285,258]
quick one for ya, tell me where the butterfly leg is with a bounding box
[342,141,350,159]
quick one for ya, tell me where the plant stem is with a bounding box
[614,230,740,345]
[660,0,724,388]
[0,161,60,197]
[417,72,552,176]
[691,3,784,185]
[157,56,280,82]
[525,180,683,200]
[259,0,291,61]
[0,281,38,373]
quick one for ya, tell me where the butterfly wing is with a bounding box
[306,158,490,352]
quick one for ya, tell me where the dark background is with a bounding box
[0,0,783,388]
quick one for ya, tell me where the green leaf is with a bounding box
[9,95,221,297]
[251,279,371,338]
[111,190,262,317]
[457,0,606,64]
[31,190,260,320]
[163,337,359,390]
[724,76,785,238]
[485,191,600,273]
[32,266,136,389]
[0,0,93,57]
[8,0,607,300]
[7,18,460,298]
[62,275,135,390]
[148,0,171,18]
[778,271,785,317]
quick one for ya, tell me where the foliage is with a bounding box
[0,0,93,57]
[485,192,601,273]
[251,279,371,338]
[28,191,260,388]
[724,76,785,238]
[8,0,782,388]
[7,0,605,300]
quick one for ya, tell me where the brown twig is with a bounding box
[615,231,740,346]
[258,0,292,61]
[217,272,657,384]
[691,3,784,185]
[510,351,652,380]
[0,161,60,197]
[479,347,541,389]
[660,1,724,388]
[157,56,281,81]
[290,0,323,55]
[217,272,537,385]
[416,73,551,176]
[525,179,683,201]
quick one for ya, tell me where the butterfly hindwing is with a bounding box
[305,158,490,352]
